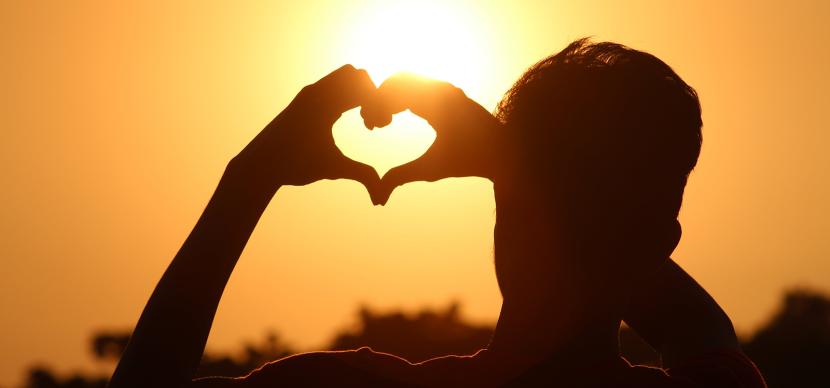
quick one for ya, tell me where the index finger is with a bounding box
[310,64,377,118]
[360,73,467,129]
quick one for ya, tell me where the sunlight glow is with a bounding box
[332,1,493,176]
[342,1,490,88]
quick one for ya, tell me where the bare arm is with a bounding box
[109,170,274,387]
[109,65,378,387]
[624,258,740,368]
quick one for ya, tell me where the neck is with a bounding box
[487,296,622,368]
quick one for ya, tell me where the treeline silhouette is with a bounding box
[22,289,830,388]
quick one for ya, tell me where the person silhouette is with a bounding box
[109,39,767,387]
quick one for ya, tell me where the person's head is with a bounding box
[492,38,702,305]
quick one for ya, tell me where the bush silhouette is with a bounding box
[328,302,494,363]
[743,289,830,388]
[21,290,830,387]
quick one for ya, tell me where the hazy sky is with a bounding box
[1,1,828,386]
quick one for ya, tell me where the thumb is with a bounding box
[376,154,441,205]
[334,155,383,205]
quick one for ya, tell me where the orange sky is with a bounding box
[1,1,828,386]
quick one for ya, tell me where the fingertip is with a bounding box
[360,106,374,129]
[369,192,384,206]
[374,191,391,206]
[376,113,392,128]
[360,103,393,129]
[365,183,387,206]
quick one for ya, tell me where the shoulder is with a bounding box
[193,348,486,387]
[194,347,419,387]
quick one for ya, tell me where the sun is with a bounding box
[340,0,491,90]
[331,0,493,176]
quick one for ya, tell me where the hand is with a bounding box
[360,73,503,205]
[228,65,381,202]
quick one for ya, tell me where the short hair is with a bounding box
[495,38,702,219]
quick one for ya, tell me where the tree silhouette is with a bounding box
[326,302,659,365]
[195,331,295,378]
[23,331,295,387]
[21,290,830,387]
[328,302,494,363]
[742,289,830,388]
[24,366,107,388]
[90,332,130,362]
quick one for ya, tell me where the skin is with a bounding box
[109,65,739,387]
[109,65,382,387]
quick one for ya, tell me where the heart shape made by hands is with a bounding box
[332,108,436,179]
[327,72,498,205]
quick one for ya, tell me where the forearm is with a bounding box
[110,166,277,387]
[624,259,739,368]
